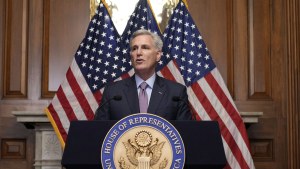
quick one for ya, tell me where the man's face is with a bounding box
[130,35,161,77]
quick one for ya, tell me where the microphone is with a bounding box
[172,96,196,120]
[172,96,181,102]
[111,95,122,101]
[94,95,122,120]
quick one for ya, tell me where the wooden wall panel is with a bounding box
[286,0,300,168]
[3,0,28,98]
[0,118,35,169]
[189,0,287,168]
[0,0,298,169]
[1,139,26,159]
[250,139,274,161]
[188,0,234,94]
[42,0,90,98]
[248,0,272,99]
[244,0,286,168]
[0,0,4,98]
[233,0,249,101]
[27,0,44,100]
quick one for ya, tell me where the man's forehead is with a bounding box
[132,34,152,40]
[131,35,154,46]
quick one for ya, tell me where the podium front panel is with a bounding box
[62,120,226,169]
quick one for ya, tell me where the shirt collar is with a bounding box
[135,73,156,89]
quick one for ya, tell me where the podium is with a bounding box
[62,120,226,169]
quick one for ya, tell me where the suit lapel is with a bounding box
[148,76,166,114]
[123,77,140,114]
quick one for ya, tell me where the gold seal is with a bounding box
[135,130,152,147]
[113,126,173,169]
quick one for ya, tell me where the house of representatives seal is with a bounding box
[101,113,185,169]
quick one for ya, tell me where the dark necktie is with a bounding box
[139,82,148,113]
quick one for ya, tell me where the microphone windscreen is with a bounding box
[113,95,122,101]
[172,96,181,101]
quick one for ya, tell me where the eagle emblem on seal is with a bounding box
[119,130,168,169]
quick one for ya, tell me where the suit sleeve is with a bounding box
[94,85,111,120]
[176,86,193,120]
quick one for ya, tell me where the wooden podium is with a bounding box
[62,120,226,169]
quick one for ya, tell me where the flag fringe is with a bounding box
[182,0,189,10]
[44,108,66,149]
[102,0,112,17]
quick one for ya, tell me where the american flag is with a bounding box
[45,1,130,145]
[120,0,162,77]
[45,0,255,168]
[158,1,255,169]
[45,0,160,147]
[121,0,161,45]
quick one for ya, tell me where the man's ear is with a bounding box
[156,51,162,61]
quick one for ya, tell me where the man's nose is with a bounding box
[136,48,142,55]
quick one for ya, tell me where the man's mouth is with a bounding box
[136,58,144,63]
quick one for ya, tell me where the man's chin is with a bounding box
[134,66,147,72]
[134,68,154,76]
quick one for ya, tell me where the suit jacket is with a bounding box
[94,75,193,121]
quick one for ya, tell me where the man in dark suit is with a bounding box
[94,29,193,121]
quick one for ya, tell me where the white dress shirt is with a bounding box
[135,74,156,104]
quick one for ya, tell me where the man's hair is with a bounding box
[129,29,163,51]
